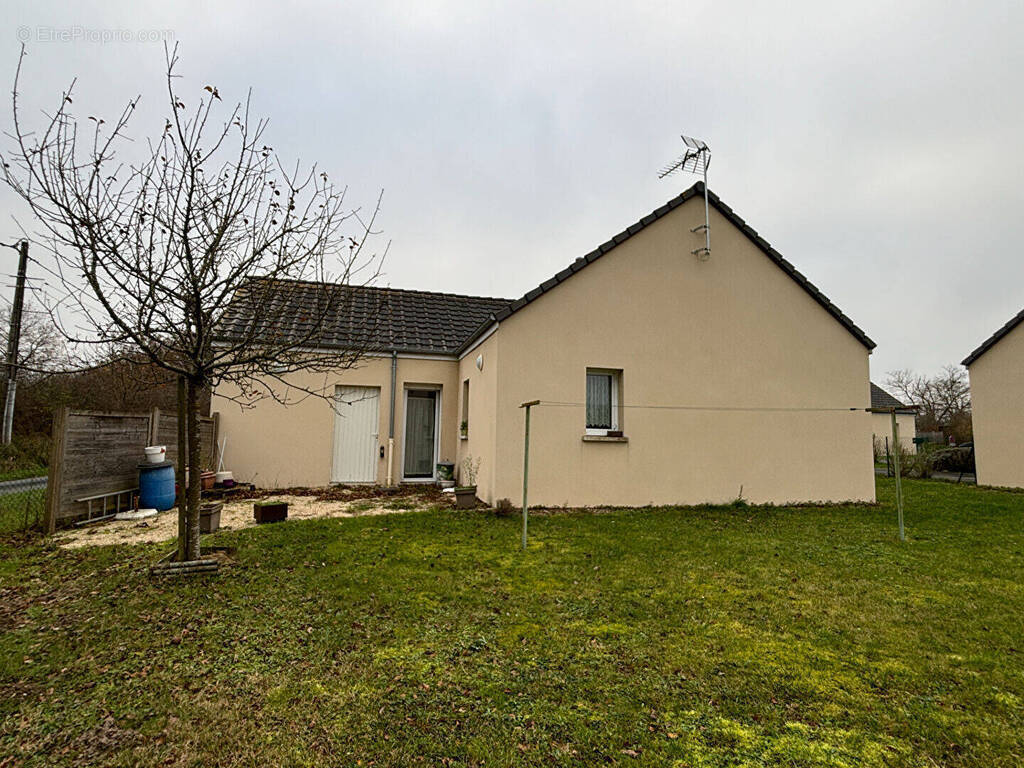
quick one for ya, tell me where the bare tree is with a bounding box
[1,45,388,558]
[886,365,972,442]
[0,300,63,380]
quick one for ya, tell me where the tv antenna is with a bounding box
[658,135,711,260]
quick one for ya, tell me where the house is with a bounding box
[962,307,1024,488]
[214,183,877,506]
[870,382,916,454]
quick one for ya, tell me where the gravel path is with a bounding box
[55,493,438,549]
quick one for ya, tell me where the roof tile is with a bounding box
[217,281,510,355]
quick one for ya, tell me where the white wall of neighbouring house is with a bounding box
[475,195,875,507]
[455,329,500,500]
[968,320,1024,488]
[213,355,459,488]
[871,412,917,455]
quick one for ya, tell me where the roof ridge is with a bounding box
[962,305,1024,366]
[251,276,512,305]
[459,181,875,352]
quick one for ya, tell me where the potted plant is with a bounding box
[459,420,468,439]
[455,455,480,509]
[436,460,455,488]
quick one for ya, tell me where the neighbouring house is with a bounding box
[214,183,877,506]
[870,382,916,455]
[962,307,1024,488]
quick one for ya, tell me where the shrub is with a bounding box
[460,455,480,487]
[888,441,934,479]
[902,448,934,479]
[929,446,975,474]
[872,437,884,464]
[494,498,517,516]
[0,435,50,475]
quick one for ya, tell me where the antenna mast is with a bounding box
[658,135,711,260]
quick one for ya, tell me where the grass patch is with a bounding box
[0,486,45,534]
[1,478,1023,765]
[0,467,47,483]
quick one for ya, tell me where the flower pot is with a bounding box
[199,502,223,534]
[201,471,216,490]
[454,486,477,509]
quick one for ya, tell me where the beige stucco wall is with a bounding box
[871,412,916,454]
[475,196,875,507]
[968,321,1024,488]
[456,330,500,499]
[213,355,459,488]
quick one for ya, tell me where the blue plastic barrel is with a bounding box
[138,460,176,511]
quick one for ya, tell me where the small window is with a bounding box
[586,368,621,434]
[461,379,470,437]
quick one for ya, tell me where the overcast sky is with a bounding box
[2,0,1022,381]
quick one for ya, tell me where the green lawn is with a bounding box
[0,486,46,534]
[0,467,47,483]
[1,478,1022,766]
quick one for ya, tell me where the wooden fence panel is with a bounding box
[155,414,216,468]
[55,412,150,524]
[46,409,219,526]
[155,414,180,468]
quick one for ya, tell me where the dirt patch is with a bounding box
[72,715,141,760]
[213,483,449,504]
[55,489,450,549]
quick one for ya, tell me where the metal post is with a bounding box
[891,409,905,542]
[702,159,711,254]
[2,240,29,445]
[387,350,397,486]
[520,400,539,550]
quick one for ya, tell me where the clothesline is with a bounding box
[528,400,865,413]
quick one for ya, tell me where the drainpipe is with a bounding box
[386,350,397,486]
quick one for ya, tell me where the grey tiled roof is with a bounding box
[870,382,912,411]
[222,184,875,358]
[217,279,511,355]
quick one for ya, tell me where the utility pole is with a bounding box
[2,240,29,445]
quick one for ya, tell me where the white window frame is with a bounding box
[585,368,620,435]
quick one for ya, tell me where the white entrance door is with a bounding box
[332,385,380,483]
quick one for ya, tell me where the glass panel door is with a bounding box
[403,390,437,478]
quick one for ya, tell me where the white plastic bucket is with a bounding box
[144,445,166,464]
[215,470,233,484]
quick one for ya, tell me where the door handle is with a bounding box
[379,445,385,459]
